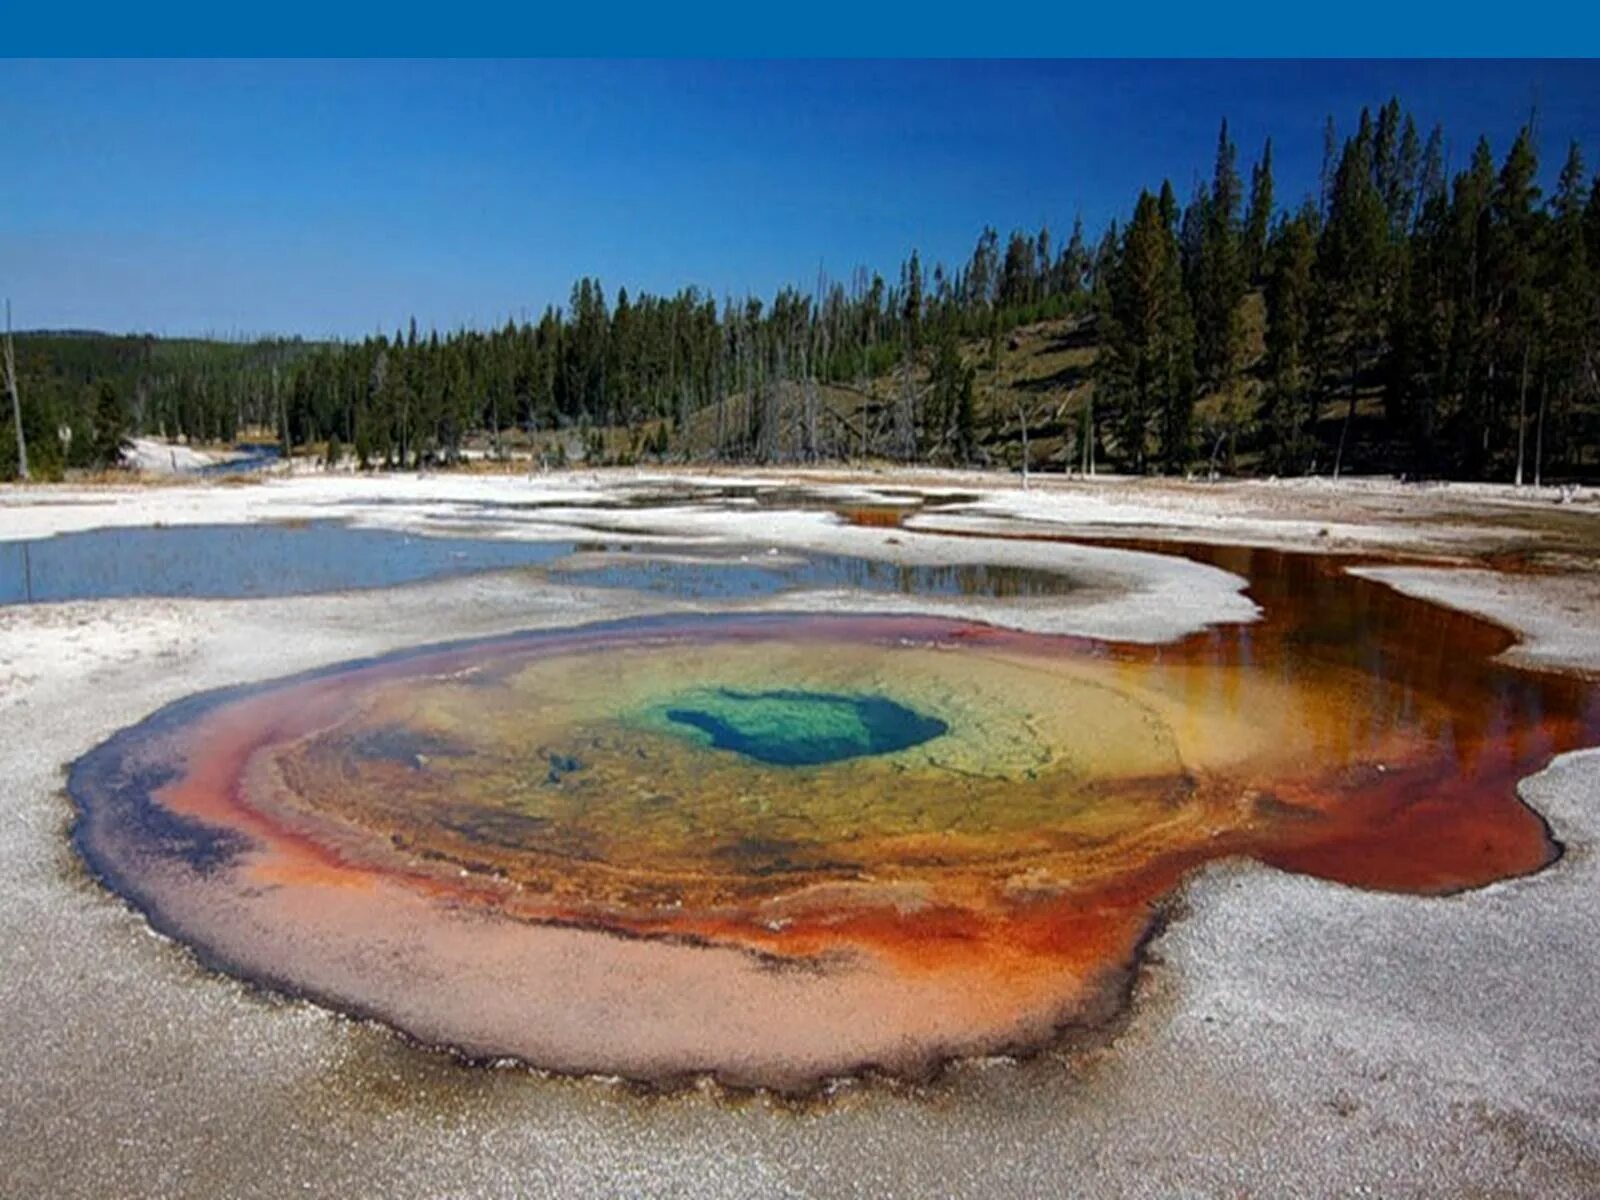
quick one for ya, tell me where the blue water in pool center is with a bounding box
[661,687,949,766]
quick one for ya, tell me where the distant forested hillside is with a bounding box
[6,97,1598,483]
[1,332,318,476]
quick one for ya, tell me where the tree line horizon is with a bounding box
[5,95,1599,484]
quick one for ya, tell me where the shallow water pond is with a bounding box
[0,522,579,603]
[0,521,1082,604]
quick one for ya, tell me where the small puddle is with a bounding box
[550,552,1081,600]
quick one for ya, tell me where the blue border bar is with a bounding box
[6,0,1597,56]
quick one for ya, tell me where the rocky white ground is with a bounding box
[1,467,1598,1198]
[120,437,239,473]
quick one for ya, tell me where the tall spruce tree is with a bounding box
[1263,209,1318,473]
[1318,109,1391,478]
[1541,142,1592,482]
[1488,126,1542,484]
[1386,144,1454,478]
[92,380,127,468]
[1243,139,1275,285]
[1098,187,1195,472]
[1194,120,1246,393]
[1450,138,1499,476]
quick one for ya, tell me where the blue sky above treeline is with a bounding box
[4,60,1597,339]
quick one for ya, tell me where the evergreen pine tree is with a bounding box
[1194,120,1246,392]
[92,380,126,468]
[1489,126,1541,484]
[1449,138,1499,476]
[1098,188,1195,473]
[1317,110,1391,478]
[1243,138,1275,285]
[1542,142,1592,482]
[1263,210,1317,472]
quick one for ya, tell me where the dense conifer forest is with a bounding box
[6,98,1599,483]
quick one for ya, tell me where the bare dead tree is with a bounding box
[1534,374,1547,488]
[853,267,873,460]
[893,357,917,462]
[714,301,729,460]
[1013,391,1064,490]
[273,363,289,461]
[1015,395,1031,489]
[1080,394,1096,476]
[804,262,825,463]
[4,300,27,481]
[1514,339,1531,487]
[1207,427,1228,481]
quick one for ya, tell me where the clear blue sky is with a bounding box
[4,60,1597,339]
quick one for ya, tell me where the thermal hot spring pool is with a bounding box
[68,546,1600,1092]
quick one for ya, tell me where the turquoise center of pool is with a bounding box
[656,688,948,766]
